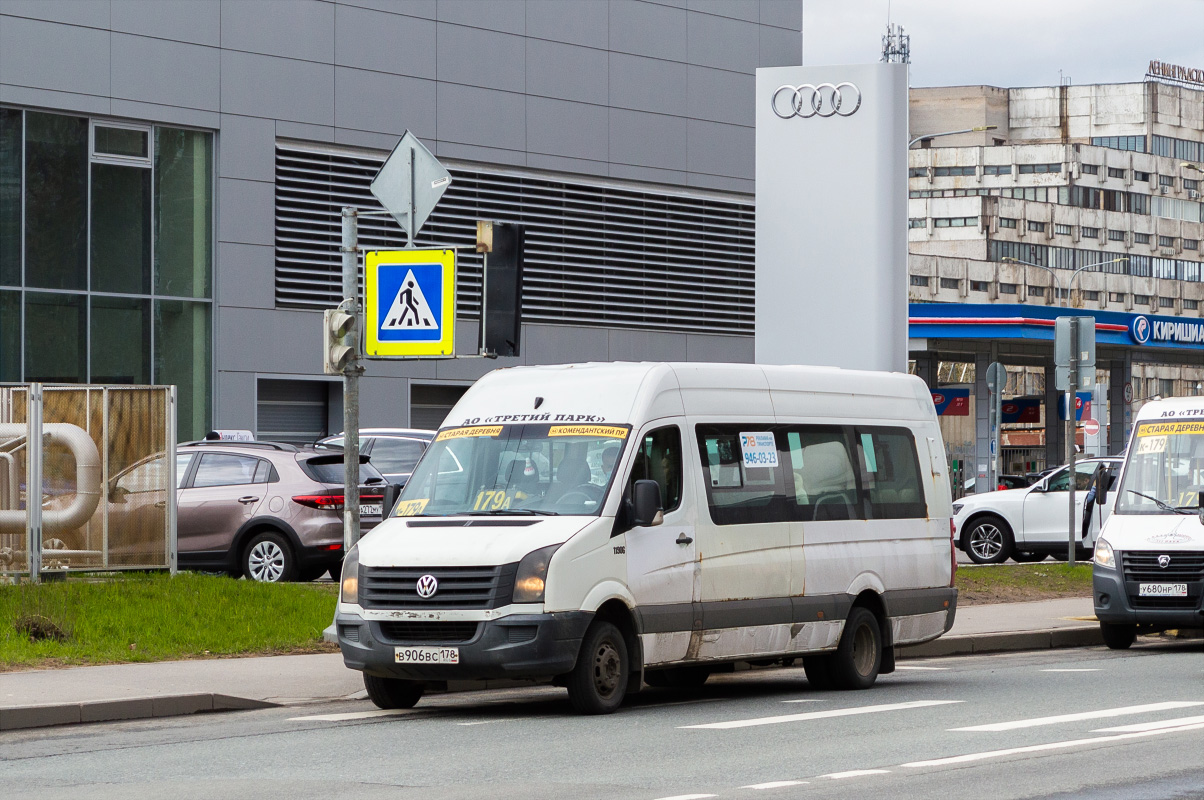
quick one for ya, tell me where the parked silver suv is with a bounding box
[111,440,387,582]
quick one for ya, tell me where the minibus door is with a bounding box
[623,425,699,665]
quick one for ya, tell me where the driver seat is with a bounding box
[551,454,592,502]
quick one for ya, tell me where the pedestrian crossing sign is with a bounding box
[365,249,456,357]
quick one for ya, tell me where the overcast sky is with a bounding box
[799,0,1204,88]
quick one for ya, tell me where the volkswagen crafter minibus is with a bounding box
[336,362,958,714]
[1093,397,1204,648]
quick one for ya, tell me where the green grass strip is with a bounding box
[1,573,338,669]
[957,563,1093,594]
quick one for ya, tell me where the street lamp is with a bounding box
[1002,255,1129,306]
[909,125,998,149]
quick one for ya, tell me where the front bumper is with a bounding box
[336,609,593,681]
[1093,567,1204,630]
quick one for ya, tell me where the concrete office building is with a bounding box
[905,78,1204,478]
[0,0,799,441]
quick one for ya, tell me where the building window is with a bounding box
[939,277,960,290]
[1134,293,1151,304]
[1092,135,1146,153]
[1134,170,1151,182]
[1083,290,1100,301]
[1130,193,1151,215]
[1110,292,1126,303]
[1029,286,1045,297]
[908,167,928,178]
[908,218,926,229]
[1159,297,1175,308]
[1159,175,1174,188]
[1185,239,1199,250]
[1054,223,1073,236]
[1081,226,1100,238]
[1134,233,1151,244]
[1018,163,1060,174]
[933,166,975,177]
[0,108,213,438]
[970,280,989,292]
[1027,220,1046,232]
[998,217,1018,228]
[1152,135,1203,164]
[1186,179,1199,192]
[910,275,930,287]
[934,216,976,227]
[1159,236,1175,248]
[1185,299,1199,310]
[1107,167,1126,179]
[1081,164,1099,175]
[999,283,1018,295]
[1107,229,1125,241]
[983,165,1012,175]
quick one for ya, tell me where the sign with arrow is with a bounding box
[370,131,452,245]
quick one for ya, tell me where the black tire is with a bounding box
[829,607,883,690]
[1012,551,1045,563]
[1100,622,1137,650]
[363,674,424,709]
[803,655,835,690]
[644,666,710,690]
[567,621,629,715]
[964,516,1014,564]
[242,531,296,583]
[298,566,330,582]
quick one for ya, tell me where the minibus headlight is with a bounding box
[513,544,560,603]
[1094,538,1115,569]
[340,544,360,604]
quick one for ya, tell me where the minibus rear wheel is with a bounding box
[1100,622,1137,650]
[364,674,424,709]
[829,607,882,690]
[567,621,629,714]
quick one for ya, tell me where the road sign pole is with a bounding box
[341,207,361,551]
[1067,318,1078,566]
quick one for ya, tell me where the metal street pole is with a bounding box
[1067,318,1078,566]
[341,207,361,551]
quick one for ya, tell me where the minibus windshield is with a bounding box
[1114,419,1204,515]
[392,423,630,518]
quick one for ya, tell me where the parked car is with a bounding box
[108,440,387,582]
[318,428,434,488]
[953,456,1122,564]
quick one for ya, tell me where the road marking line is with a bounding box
[1040,669,1101,672]
[652,795,717,800]
[819,769,891,779]
[740,781,809,790]
[781,699,826,704]
[1095,714,1204,733]
[895,665,949,671]
[456,718,518,726]
[951,701,1204,732]
[288,709,412,722]
[902,722,1204,768]
[679,700,962,730]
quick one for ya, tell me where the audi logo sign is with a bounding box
[771,82,862,119]
[415,574,438,598]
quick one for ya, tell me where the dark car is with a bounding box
[318,428,435,488]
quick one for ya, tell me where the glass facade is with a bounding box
[0,107,213,440]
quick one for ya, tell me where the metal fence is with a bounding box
[0,384,176,580]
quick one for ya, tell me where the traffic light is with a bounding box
[477,221,524,357]
[323,307,356,375]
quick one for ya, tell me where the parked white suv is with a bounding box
[953,457,1122,564]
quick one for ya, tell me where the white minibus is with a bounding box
[336,362,958,714]
[1093,397,1204,648]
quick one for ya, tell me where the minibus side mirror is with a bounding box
[382,483,403,517]
[1095,466,1108,507]
[632,479,664,528]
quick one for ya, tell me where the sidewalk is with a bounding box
[0,597,1102,732]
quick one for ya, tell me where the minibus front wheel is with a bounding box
[567,621,629,714]
[1100,622,1137,650]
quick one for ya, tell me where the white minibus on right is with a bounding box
[1093,397,1204,648]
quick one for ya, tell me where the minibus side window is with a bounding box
[695,425,790,525]
[629,426,683,513]
[855,427,927,519]
[784,427,860,522]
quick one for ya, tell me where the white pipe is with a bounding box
[0,423,102,534]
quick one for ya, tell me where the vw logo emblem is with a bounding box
[771,82,862,119]
[415,574,438,598]
[1130,315,1151,344]
[1157,555,1171,569]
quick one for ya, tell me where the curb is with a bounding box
[0,693,275,733]
[899,625,1103,658]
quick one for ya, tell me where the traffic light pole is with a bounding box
[341,207,361,552]
[1066,319,1078,566]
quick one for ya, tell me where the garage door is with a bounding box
[257,379,329,445]
[410,384,468,430]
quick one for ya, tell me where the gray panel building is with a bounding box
[0,0,799,441]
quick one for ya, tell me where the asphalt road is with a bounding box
[1,642,1202,800]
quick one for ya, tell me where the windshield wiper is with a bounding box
[464,508,559,516]
[1126,490,1193,514]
